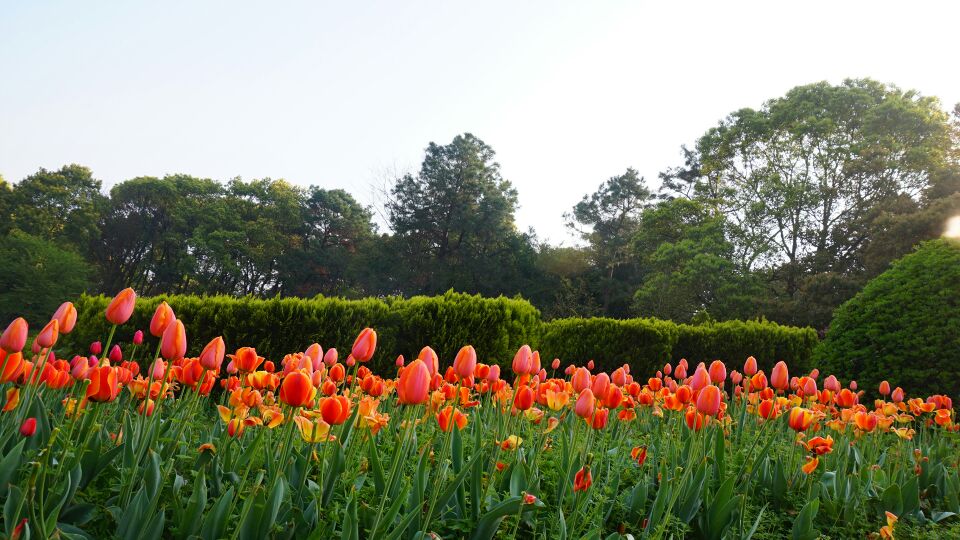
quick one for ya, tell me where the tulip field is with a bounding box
[0,289,958,539]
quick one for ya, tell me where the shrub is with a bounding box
[816,239,960,398]
[538,317,817,375]
[63,291,540,374]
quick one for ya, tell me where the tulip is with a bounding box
[823,375,840,393]
[306,343,322,363]
[574,389,595,419]
[53,302,78,334]
[109,345,123,363]
[329,363,345,382]
[696,385,722,417]
[770,361,789,391]
[0,350,24,383]
[352,328,377,363]
[232,347,263,372]
[803,435,834,455]
[453,345,477,379]
[603,385,623,409]
[437,405,468,432]
[591,372,610,399]
[36,319,59,349]
[743,356,757,376]
[879,380,891,396]
[513,385,534,411]
[133,330,144,345]
[801,455,820,474]
[87,366,120,402]
[758,399,780,419]
[486,364,501,382]
[551,358,560,370]
[199,337,226,371]
[397,359,430,405]
[19,418,37,437]
[708,360,727,384]
[512,345,533,375]
[891,387,904,403]
[571,367,591,393]
[591,407,609,429]
[105,288,137,325]
[631,446,648,466]
[90,341,103,355]
[573,466,592,492]
[1,318,28,353]
[417,346,439,377]
[787,407,815,432]
[395,355,405,367]
[320,395,351,425]
[323,348,339,366]
[160,319,187,360]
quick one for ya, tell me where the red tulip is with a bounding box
[105,288,137,325]
[573,466,592,492]
[0,350,24,383]
[351,328,377,363]
[436,405,468,432]
[133,330,144,345]
[109,345,123,363]
[320,395,350,425]
[19,418,36,437]
[513,385,534,411]
[280,371,316,408]
[90,341,103,355]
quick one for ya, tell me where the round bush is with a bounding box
[816,239,960,398]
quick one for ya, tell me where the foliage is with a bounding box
[0,230,93,324]
[816,239,960,397]
[63,291,541,374]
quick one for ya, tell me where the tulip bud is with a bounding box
[108,345,122,363]
[346,356,356,367]
[395,354,405,367]
[52,302,78,334]
[1,317,28,353]
[36,319,59,349]
[351,328,377,363]
[150,302,174,337]
[105,288,137,325]
[512,345,533,375]
[587,360,595,371]
[879,380,891,396]
[133,330,144,345]
[575,389,596,418]
[743,356,758,376]
[453,345,477,379]
[708,360,727,384]
[160,319,187,360]
[20,417,37,437]
[199,337,226,371]
[90,341,103,355]
[770,361,789,391]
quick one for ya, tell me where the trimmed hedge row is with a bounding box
[63,292,818,376]
[63,291,542,374]
[537,318,818,376]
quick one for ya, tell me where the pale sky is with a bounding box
[2,1,958,242]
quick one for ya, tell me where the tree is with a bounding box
[0,230,93,324]
[632,199,758,321]
[566,168,654,316]
[0,176,11,236]
[387,133,535,297]
[9,165,105,251]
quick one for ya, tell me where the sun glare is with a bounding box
[944,216,960,239]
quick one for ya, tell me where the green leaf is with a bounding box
[469,495,544,540]
[791,498,819,540]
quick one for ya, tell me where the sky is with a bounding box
[2,1,958,243]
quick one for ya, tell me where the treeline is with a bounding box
[1,78,958,328]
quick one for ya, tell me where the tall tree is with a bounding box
[387,133,534,296]
[566,168,653,316]
[9,164,105,252]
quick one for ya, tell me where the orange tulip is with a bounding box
[835,388,857,408]
[35,319,59,349]
[801,455,820,474]
[878,380,891,396]
[891,387,904,403]
[453,345,477,379]
[1,318,28,353]
[696,385,722,417]
[351,328,377,363]
[770,361,789,391]
[571,367,591,393]
[803,435,834,455]
[279,370,316,408]
[199,337,226,371]
[86,366,120,402]
[758,399,780,420]
[105,288,137,325]
[708,360,727,384]
[150,301,175,337]
[232,347,263,372]
[631,446,648,467]
[397,359,431,405]
[591,373,610,400]
[0,350,24,383]
[591,407,609,429]
[437,405,468,432]
[685,407,707,431]
[52,302,78,334]
[573,466,592,492]
[603,385,623,409]
[743,356,757,376]
[853,411,879,432]
[160,319,187,360]
[320,395,351,425]
[787,407,815,432]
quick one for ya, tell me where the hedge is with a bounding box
[62,291,818,377]
[538,317,818,376]
[63,291,541,375]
